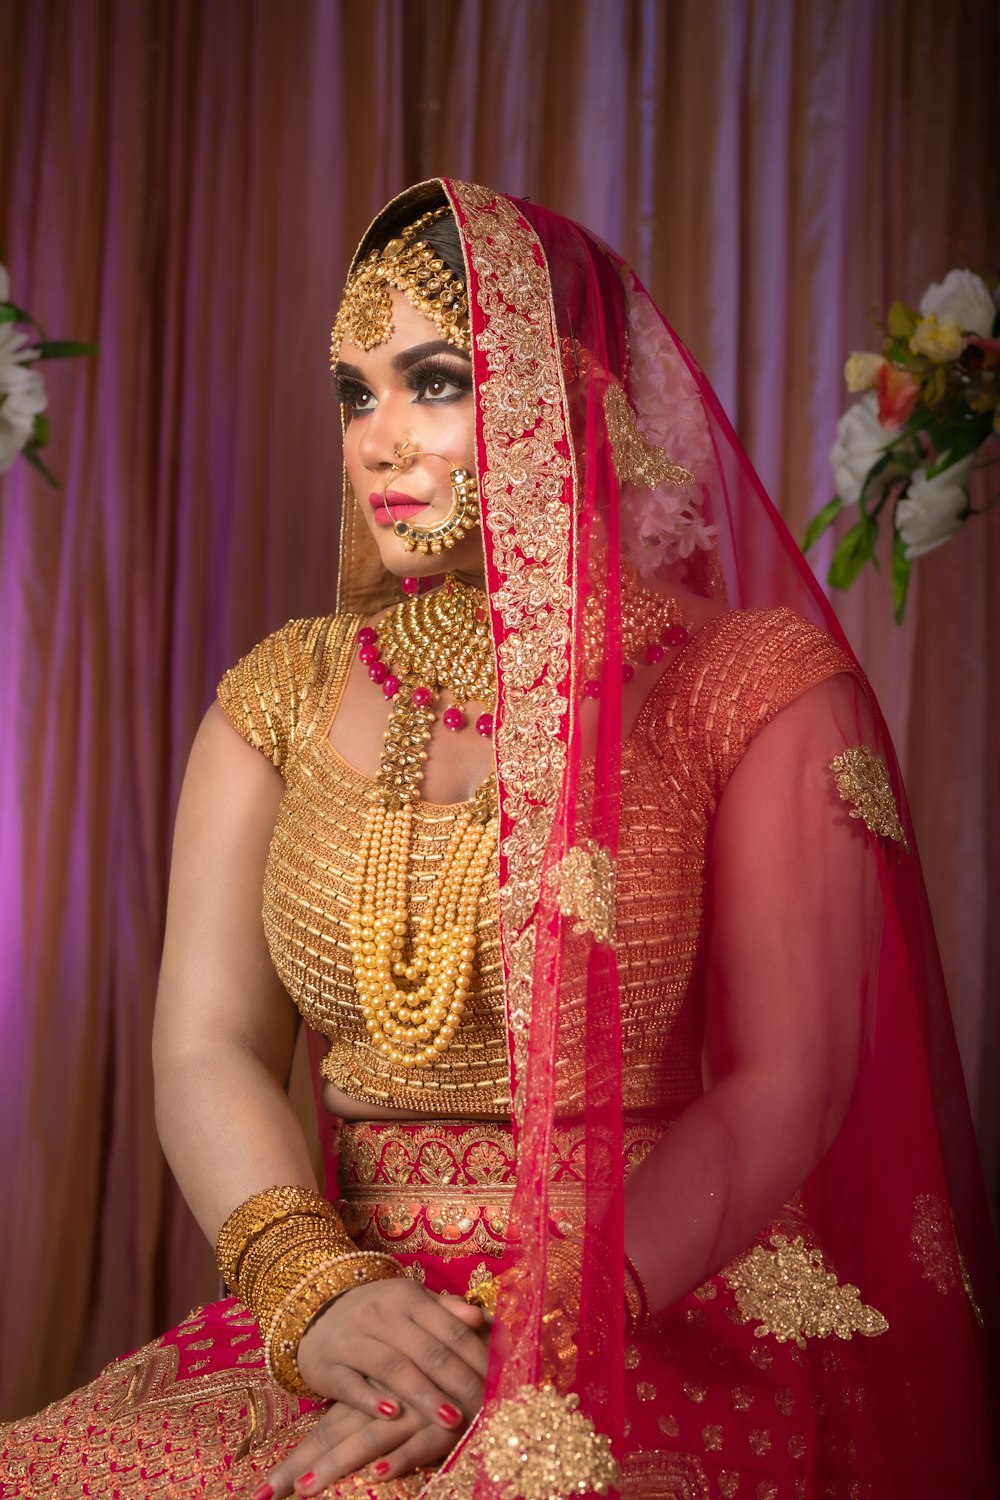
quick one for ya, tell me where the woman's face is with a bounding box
[335,292,482,584]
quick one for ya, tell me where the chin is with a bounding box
[373,531,485,579]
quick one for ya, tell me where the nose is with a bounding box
[355,394,411,475]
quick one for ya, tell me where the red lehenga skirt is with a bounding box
[0,1120,880,1500]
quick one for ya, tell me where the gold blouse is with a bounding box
[217,607,851,1118]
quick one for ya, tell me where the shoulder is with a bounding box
[678,607,858,787]
[216,613,360,772]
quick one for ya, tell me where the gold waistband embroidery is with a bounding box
[336,1118,665,1259]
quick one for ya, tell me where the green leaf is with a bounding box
[891,527,913,623]
[31,411,50,447]
[802,495,845,552]
[927,426,991,476]
[35,339,98,359]
[887,301,919,341]
[21,444,60,487]
[828,516,878,590]
[0,302,32,325]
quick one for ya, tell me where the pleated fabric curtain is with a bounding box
[0,0,996,1419]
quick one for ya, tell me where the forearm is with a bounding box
[154,1037,320,1246]
[623,1071,831,1315]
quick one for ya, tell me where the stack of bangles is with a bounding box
[215,1184,405,1399]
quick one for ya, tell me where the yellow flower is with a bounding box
[909,314,964,364]
[844,352,885,392]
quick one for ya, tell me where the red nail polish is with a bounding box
[253,1487,274,1500]
[438,1402,461,1425]
[295,1476,316,1496]
[374,1460,391,1475]
[377,1399,398,1417]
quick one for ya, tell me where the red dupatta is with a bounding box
[337,181,998,1500]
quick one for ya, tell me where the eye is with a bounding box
[409,358,472,404]
[335,377,375,416]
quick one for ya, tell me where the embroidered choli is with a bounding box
[216,607,852,1119]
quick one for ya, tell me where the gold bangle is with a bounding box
[265,1251,405,1400]
[238,1217,353,1306]
[244,1231,352,1332]
[215,1185,336,1289]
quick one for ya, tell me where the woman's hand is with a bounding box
[258,1283,489,1496]
[258,1391,470,1498]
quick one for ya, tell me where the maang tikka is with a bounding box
[385,443,481,555]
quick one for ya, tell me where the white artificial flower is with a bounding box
[0,322,47,473]
[919,269,995,338]
[829,394,896,505]
[895,456,975,559]
[0,263,9,304]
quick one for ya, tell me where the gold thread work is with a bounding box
[604,382,696,490]
[550,841,617,949]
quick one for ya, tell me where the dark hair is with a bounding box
[420,213,465,284]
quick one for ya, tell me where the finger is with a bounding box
[436,1294,486,1327]
[279,1410,436,1497]
[299,1361,403,1420]
[260,1403,370,1499]
[363,1328,483,1430]
[361,1419,465,1486]
[410,1290,492,1378]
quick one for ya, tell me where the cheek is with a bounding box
[342,425,365,496]
[437,403,476,470]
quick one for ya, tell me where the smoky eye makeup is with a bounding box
[404,354,472,401]
[333,370,374,413]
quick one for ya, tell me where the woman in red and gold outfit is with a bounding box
[2,181,996,1500]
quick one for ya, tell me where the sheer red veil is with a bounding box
[336,181,997,1500]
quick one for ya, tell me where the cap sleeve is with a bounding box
[216,615,346,774]
[686,608,857,797]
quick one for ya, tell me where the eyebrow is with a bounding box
[333,340,471,383]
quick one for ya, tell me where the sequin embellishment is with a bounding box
[723,1233,888,1349]
[829,746,908,849]
[478,1385,620,1499]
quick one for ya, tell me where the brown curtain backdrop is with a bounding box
[1,0,996,1419]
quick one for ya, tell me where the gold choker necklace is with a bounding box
[348,579,498,1068]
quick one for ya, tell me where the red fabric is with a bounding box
[403,180,999,1497]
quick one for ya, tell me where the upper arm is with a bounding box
[703,671,886,1156]
[152,701,297,1081]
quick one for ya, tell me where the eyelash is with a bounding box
[335,358,472,416]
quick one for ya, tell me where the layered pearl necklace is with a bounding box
[348,579,498,1069]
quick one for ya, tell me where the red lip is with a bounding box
[369,490,432,527]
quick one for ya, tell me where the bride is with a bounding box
[2,180,995,1500]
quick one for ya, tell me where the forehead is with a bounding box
[338,292,460,371]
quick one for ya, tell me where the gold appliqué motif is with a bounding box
[722,1233,888,1349]
[604,382,696,490]
[550,840,617,948]
[478,1384,619,1499]
[829,746,909,849]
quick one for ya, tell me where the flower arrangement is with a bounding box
[0,257,96,485]
[805,269,999,620]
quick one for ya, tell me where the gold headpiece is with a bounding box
[330,207,470,364]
